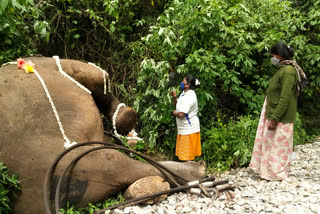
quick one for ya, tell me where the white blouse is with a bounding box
[176,90,200,135]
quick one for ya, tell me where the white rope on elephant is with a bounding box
[33,69,77,149]
[1,61,18,67]
[53,58,142,142]
[88,62,111,94]
[53,56,92,94]
[2,61,76,149]
[112,103,126,138]
[3,60,142,145]
[112,103,143,141]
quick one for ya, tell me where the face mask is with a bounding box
[271,57,280,66]
[180,82,185,90]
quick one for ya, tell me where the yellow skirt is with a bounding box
[175,132,201,161]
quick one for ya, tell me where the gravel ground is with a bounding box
[113,139,320,214]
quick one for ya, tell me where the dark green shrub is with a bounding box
[202,112,312,171]
[202,114,259,171]
[0,163,20,214]
[0,0,49,65]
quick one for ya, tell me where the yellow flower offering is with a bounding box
[24,65,34,73]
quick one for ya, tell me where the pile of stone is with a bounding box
[113,140,320,214]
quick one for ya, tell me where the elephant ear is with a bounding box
[116,107,137,135]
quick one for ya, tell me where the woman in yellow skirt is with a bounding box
[171,75,201,161]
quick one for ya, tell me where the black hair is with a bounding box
[270,42,294,60]
[185,75,200,90]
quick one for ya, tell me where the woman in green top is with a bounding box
[249,42,308,181]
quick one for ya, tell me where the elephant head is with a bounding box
[59,58,138,135]
[113,105,137,135]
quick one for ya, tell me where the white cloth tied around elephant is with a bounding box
[53,56,92,94]
[54,57,143,142]
[53,56,114,148]
[2,57,142,149]
[1,61,18,67]
[2,60,77,149]
[33,67,78,149]
[53,56,144,145]
[113,103,143,142]
[88,62,111,94]
[53,56,111,95]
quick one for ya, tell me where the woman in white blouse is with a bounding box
[171,75,201,161]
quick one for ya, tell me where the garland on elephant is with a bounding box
[112,103,142,141]
[1,56,143,149]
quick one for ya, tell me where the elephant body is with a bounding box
[0,57,205,214]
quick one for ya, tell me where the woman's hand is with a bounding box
[171,90,177,105]
[268,119,278,130]
[173,110,177,116]
[171,90,177,98]
[173,110,185,119]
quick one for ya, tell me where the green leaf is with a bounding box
[110,24,116,32]
[0,0,9,14]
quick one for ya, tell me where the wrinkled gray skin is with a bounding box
[0,57,205,214]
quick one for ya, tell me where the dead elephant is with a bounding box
[0,57,205,213]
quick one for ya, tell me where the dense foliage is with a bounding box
[0,0,49,63]
[134,0,320,153]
